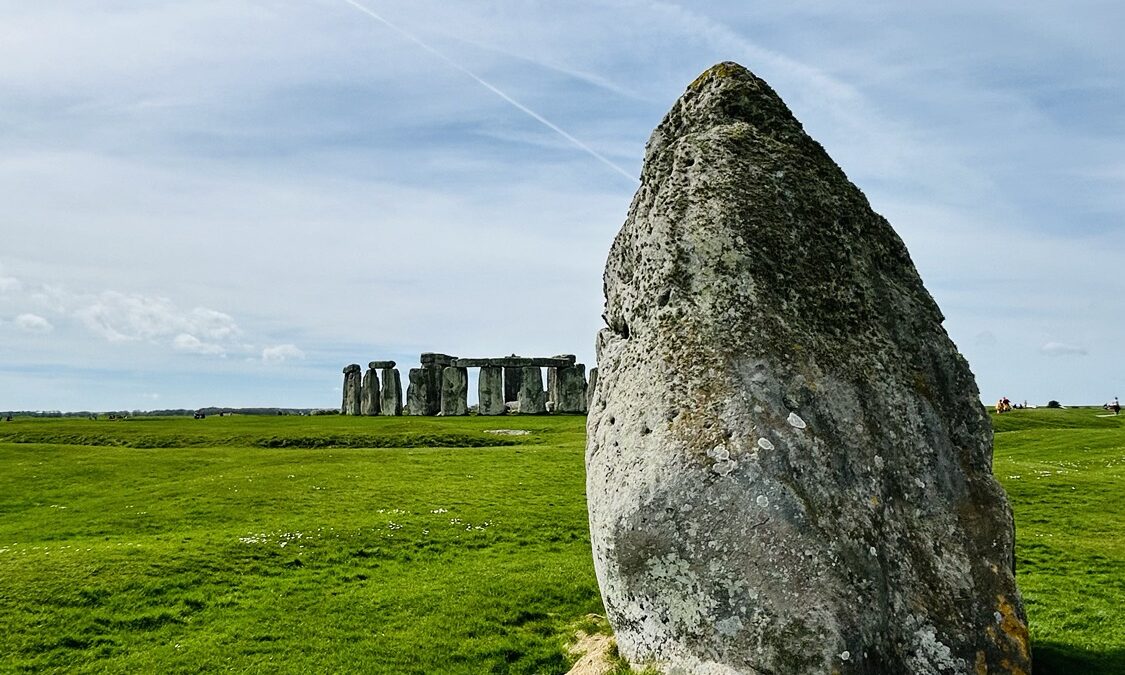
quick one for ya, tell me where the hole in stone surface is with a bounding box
[641,424,652,436]
[608,416,616,425]
[656,289,671,307]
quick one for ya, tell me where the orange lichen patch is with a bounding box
[975,650,988,675]
[869,495,880,507]
[996,595,1030,663]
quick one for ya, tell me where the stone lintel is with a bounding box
[368,360,396,369]
[420,352,457,366]
[452,358,494,368]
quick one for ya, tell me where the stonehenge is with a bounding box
[341,353,590,416]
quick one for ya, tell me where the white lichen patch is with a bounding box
[715,616,744,638]
[839,650,851,661]
[787,412,806,429]
[756,437,775,451]
[707,444,730,461]
[712,460,737,476]
[755,495,770,508]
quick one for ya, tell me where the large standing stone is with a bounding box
[516,366,546,415]
[478,366,506,416]
[379,368,402,416]
[341,364,361,415]
[554,363,588,413]
[440,366,469,416]
[587,62,1029,675]
[406,366,443,416]
[360,367,381,416]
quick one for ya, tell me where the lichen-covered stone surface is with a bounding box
[586,62,1029,675]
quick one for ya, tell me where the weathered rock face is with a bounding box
[517,366,546,415]
[361,367,381,416]
[440,366,469,416]
[478,366,506,416]
[587,62,1029,675]
[379,368,402,416]
[341,364,362,416]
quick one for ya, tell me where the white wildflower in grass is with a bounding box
[430,508,448,514]
[387,522,402,530]
[449,518,462,525]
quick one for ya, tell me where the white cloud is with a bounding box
[14,313,52,333]
[1040,342,1088,357]
[262,344,305,363]
[172,333,225,355]
[0,276,20,292]
[75,291,240,343]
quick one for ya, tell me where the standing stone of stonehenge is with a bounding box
[516,366,546,414]
[379,367,402,416]
[341,364,362,416]
[546,355,577,408]
[553,363,588,413]
[440,366,469,416]
[405,369,426,416]
[360,366,381,416]
[477,365,506,416]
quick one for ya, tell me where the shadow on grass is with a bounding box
[1034,642,1125,674]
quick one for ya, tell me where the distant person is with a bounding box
[1113,397,1121,416]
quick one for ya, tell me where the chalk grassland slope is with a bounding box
[0,410,1121,673]
[0,416,600,674]
[991,408,1125,674]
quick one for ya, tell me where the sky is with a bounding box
[1,0,1122,411]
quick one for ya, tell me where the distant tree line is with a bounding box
[1,407,326,419]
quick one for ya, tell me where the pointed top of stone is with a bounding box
[669,61,804,140]
[342,363,361,374]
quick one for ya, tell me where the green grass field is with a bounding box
[0,408,1121,673]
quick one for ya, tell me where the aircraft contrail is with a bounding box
[339,0,638,184]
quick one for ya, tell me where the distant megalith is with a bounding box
[440,366,469,416]
[341,364,362,416]
[361,367,381,416]
[517,366,547,415]
[478,365,506,416]
[379,367,402,416]
[586,62,1029,675]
